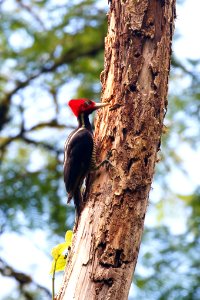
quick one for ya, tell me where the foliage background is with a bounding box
[0,0,199,299]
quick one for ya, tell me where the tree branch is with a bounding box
[28,121,67,131]
[16,0,46,30]
[0,257,51,298]
[23,136,62,154]
[0,134,61,154]
[0,120,75,154]
[0,43,103,131]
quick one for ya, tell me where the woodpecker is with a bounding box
[64,98,109,218]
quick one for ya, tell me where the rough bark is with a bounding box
[57,0,176,299]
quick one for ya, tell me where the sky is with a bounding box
[168,0,200,195]
[174,0,200,61]
[0,0,200,299]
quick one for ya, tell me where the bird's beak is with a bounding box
[94,102,110,110]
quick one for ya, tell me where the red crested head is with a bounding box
[68,99,109,117]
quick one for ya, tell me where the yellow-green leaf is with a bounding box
[50,230,73,275]
[65,230,73,247]
[51,242,68,260]
[50,255,66,274]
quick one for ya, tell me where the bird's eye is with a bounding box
[84,100,92,106]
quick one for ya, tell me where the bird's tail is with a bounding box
[73,188,84,218]
[67,193,73,204]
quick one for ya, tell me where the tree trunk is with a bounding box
[56,0,176,299]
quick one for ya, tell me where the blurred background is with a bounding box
[0,0,199,299]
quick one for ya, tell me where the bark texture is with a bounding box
[57,0,176,299]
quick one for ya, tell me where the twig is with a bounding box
[0,257,51,298]
[16,0,46,30]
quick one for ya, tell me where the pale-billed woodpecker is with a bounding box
[64,98,109,218]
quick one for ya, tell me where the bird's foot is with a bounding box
[92,149,116,171]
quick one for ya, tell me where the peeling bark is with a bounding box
[56,0,176,299]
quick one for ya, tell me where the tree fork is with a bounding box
[57,0,176,299]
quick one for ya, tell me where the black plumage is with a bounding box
[63,99,109,219]
[64,124,93,216]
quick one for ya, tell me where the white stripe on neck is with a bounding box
[80,113,85,128]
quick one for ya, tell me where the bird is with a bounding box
[63,98,110,219]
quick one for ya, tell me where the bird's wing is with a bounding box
[63,128,94,196]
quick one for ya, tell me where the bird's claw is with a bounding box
[104,159,114,170]
[104,149,116,169]
[91,149,116,171]
[106,148,116,160]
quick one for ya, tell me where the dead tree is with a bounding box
[57,0,176,299]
